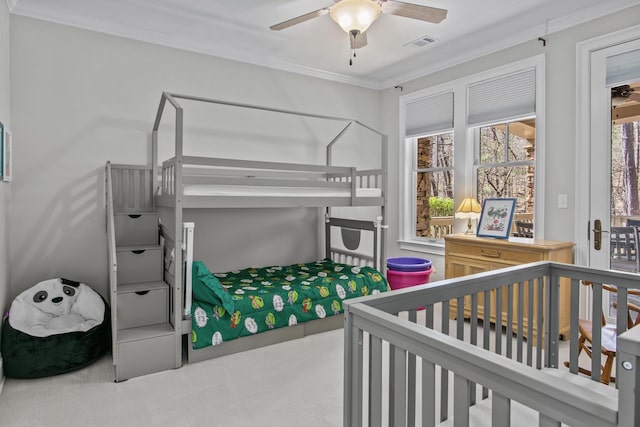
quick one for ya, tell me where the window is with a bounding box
[402,91,454,243]
[469,68,537,234]
[400,56,543,250]
[475,119,536,220]
[414,132,454,239]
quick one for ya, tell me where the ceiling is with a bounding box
[7,0,640,89]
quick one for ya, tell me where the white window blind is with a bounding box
[467,68,536,127]
[405,92,454,137]
[606,48,640,87]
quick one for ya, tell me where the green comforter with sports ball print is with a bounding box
[191,259,388,350]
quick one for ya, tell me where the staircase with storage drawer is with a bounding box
[106,163,180,382]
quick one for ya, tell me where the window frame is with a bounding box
[399,55,545,253]
[410,130,455,242]
[472,117,537,212]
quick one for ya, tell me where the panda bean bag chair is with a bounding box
[1,278,110,379]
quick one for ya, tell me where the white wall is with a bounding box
[382,4,640,281]
[0,0,10,387]
[9,16,381,299]
[0,0,11,337]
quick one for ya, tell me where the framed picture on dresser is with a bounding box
[477,198,516,238]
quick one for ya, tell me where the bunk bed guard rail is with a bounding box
[325,215,386,272]
[151,92,388,205]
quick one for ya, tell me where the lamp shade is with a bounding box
[455,197,482,219]
[329,0,382,35]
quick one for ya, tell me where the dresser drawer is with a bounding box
[116,246,162,284]
[115,213,158,246]
[117,284,168,329]
[116,334,175,381]
[450,242,543,264]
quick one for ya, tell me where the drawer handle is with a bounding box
[128,214,141,219]
[480,248,501,258]
[131,249,146,255]
[135,291,150,296]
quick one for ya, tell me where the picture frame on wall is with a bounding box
[3,128,11,182]
[476,198,516,239]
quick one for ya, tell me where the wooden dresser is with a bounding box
[444,234,574,340]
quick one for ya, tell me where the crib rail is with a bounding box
[344,261,640,426]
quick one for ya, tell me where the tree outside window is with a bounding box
[611,121,640,217]
[415,132,454,238]
[476,118,536,223]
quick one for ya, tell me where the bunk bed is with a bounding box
[151,92,389,364]
[343,261,640,426]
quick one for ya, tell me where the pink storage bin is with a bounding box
[387,268,432,289]
[386,268,433,310]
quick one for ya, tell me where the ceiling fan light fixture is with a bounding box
[329,0,382,35]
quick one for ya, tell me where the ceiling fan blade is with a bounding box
[350,31,368,49]
[381,0,447,24]
[270,8,329,31]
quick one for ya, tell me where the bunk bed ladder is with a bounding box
[105,162,178,382]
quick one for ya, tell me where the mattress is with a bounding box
[183,185,381,198]
[190,259,388,350]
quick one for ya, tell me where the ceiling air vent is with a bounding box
[406,35,437,48]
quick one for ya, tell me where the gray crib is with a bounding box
[344,261,640,426]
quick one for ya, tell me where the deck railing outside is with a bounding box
[343,261,640,426]
[422,212,534,239]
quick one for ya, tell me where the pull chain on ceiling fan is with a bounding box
[270,0,448,65]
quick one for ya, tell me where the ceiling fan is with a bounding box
[270,0,448,64]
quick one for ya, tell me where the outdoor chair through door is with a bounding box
[564,281,640,385]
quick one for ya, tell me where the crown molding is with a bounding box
[8,1,383,90]
[379,0,640,89]
[9,0,640,91]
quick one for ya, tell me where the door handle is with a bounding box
[593,219,609,251]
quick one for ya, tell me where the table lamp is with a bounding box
[455,197,482,235]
